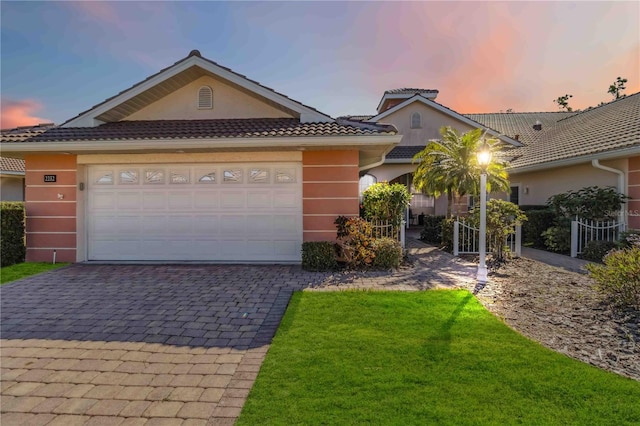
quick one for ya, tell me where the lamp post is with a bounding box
[476,141,492,283]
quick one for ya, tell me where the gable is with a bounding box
[380,102,477,146]
[63,50,332,127]
[126,75,294,121]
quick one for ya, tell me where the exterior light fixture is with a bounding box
[476,140,492,283]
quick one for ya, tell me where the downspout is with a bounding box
[592,159,626,226]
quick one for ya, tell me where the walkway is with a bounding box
[521,247,594,274]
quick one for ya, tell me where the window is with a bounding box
[198,86,213,109]
[170,170,190,184]
[223,169,243,183]
[119,170,139,184]
[197,171,216,183]
[95,171,113,185]
[249,168,269,183]
[410,112,422,129]
[275,168,296,183]
[359,174,377,199]
[510,186,520,205]
[144,169,165,184]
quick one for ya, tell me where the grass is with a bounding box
[238,290,640,425]
[1,262,68,285]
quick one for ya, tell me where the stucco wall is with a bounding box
[303,150,359,242]
[510,159,626,206]
[380,103,476,147]
[0,176,24,201]
[628,155,640,229]
[127,75,293,121]
[25,154,78,262]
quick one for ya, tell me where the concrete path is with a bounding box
[521,247,594,274]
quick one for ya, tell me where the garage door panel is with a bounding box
[88,163,302,261]
[143,192,166,209]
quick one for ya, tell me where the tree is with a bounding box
[553,94,573,111]
[412,127,510,217]
[608,76,627,100]
[468,199,527,261]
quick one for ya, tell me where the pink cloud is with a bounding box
[1,99,51,129]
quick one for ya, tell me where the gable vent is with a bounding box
[198,86,213,109]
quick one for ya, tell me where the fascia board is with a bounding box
[509,146,640,174]
[0,135,402,154]
[367,96,524,148]
[64,56,333,128]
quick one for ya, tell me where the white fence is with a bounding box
[368,220,406,249]
[570,218,625,257]
[453,220,521,257]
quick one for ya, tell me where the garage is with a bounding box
[87,163,302,262]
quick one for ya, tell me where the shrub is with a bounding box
[420,215,446,244]
[440,218,456,253]
[542,218,572,254]
[372,238,403,269]
[362,182,411,227]
[581,240,618,263]
[301,241,337,271]
[1,202,26,267]
[334,216,376,269]
[468,200,527,261]
[618,230,640,249]
[587,246,640,309]
[522,209,555,248]
[547,186,628,221]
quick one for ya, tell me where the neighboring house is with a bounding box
[348,90,640,230]
[0,157,25,201]
[0,50,400,263]
[467,93,640,229]
[1,124,55,201]
[341,89,523,217]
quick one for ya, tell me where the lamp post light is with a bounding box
[476,141,492,283]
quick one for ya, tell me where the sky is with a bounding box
[1,1,639,129]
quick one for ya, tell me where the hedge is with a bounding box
[1,202,26,267]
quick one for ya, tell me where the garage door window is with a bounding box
[197,171,217,183]
[170,170,190,184]
[95,171,114,185]
[276,168,296,183]
[119,170,138,184]
[250,168,269,183]
[223,169,242,183]
[145,170,165,184]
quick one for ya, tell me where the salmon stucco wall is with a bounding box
[303,150,359,241]
[25,155,77,262]
[628,156,640,230]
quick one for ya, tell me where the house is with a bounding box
[467,93,640,229]
[0,50,400,263]
[341,89,523,218]
[1,157,25,201]
[1,124,56,202]
[350,90,640,230]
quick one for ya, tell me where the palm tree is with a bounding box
[412,126,510,217]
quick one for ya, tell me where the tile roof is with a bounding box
[384,88,439,95]
[465,93,640,169]
[8,118,396,143]
[337,115,374,122]
[0,123,56,142]
[0,156,25,173]
[386,146,426,160]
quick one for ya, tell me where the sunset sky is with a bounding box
[1,1,638,129]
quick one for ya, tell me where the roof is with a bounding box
[384,88,439,95]
[62,50,333,127]
[0,123,56,142]
[10,118,396,143]
[385,146,426,160]
[466,93,640,170]
[337,115,374,122]
[0,157,25,173]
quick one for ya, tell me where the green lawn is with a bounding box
[1,262,68,285]
[238,290,640,425]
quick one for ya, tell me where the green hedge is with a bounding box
[302,241,337,271]
[1,202,26,267]
[372,237,403,269]
[420,215,446,244]
[522,209,555,248]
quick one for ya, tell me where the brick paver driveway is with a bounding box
[1,264,323,426]
[1,239,476,425]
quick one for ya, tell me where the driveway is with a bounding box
[1,264,322,426]
[1,242,476,425]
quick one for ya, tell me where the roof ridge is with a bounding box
[556,91,640,123]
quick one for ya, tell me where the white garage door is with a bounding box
[87,163,302,262]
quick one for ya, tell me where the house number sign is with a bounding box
[44,175,57,183]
